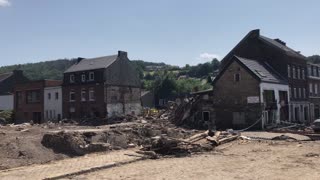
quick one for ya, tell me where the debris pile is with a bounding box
[137,130,240,158]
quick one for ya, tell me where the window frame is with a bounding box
[89,72,95,81]
[70,74,75,83]
[69,90,76,102]
[89,88,95,101]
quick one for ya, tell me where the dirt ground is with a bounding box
[71,140,320,180]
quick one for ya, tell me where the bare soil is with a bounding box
[72,140,320,180]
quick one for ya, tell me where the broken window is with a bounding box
[69,90,75,102]
[263,90,276,109]
[26,90,41,104]
[234,73,240,82]
[202,111,210,121]
[70,74,75,83]
[89,72,95,81]
[89,88,95,101]
[81,74,86,82]
[81,89,86,101]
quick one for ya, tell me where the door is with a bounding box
[33,112,42,124]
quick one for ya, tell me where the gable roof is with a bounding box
[213,56,287,85]
[0,72,13,82]
[236,56,287,84]
[221,29,306,68]
[259,35,305,59]
[64,55,118,73]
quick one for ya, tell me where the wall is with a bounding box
[44,86,62,122]
[260,82,289,125]
[106,86,141,117]
[0,95,13,110]
[62,84,105,119]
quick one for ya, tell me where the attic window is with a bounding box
[70,74,75,83]
[89,72,95,81]
[234,73,240,82]
[255,70,267,77]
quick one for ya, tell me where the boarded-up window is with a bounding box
[233,112,245,125]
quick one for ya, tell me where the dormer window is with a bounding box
[89,72,95,81]
[70,74,75,83]
[81,74,86,82]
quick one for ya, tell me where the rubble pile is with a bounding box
[137,130,240,158]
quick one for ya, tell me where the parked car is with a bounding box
[311,119,320,132]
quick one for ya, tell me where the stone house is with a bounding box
[213,56,289,129]
[62,51,141,119]
[0,70,29,111]
[219,29,310,125]
[14,80,62,123]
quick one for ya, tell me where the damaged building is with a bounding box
[62,51,142,119]
[213,29,311,129]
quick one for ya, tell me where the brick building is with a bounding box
[62,51,141,119]
[307,62,320,120]
[213,56,289,129]
[14,80,62,123]
[217,29,310,127]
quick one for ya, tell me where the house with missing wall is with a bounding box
[307,62,320,120]
[14,80,63,123]
[62,51,141,119]
[212,56,289,129]
[214,29,310,129]
[0,70,29,111]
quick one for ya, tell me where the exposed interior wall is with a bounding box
[106,86,141,117]
[0,95,13,110]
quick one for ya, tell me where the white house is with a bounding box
[0,94,13,111]
[44,86,62,122]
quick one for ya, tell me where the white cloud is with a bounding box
[0,0,11,7]
[198,52,220,61]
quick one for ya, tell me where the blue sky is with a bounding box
[0,0,319,67]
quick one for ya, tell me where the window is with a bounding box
[234,73,240,82]
[55,92,59,100]
[298,88,301,98]
[292,66,296,79]
[310,83,313,96]
[16,91,23,105]
[287,65,291,78]
[289,87,292,98]
[26,90,41,104]
[308,66,312,76]
[48,93,51,100]
[313,66,317,77]
[89,88,95,101]
[293,88,297,98]
[69,90,75,101]
[302,69,305,79]
[297,67,300,79]
[89,72,95,81]
[81,74,86,82]
[315,84,318,95]
[303,88,306,98]
[318,67,320,77]
[81,89,86,101]
[70,74,75,83]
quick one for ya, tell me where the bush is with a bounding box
[0,110,14,124]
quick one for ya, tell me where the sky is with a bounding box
[0,0,319,67]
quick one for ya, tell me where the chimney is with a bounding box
[118,51,128,58]
[274,38,286,46]
[13,69,22,76]
[77,57,84,63]
[251,29,260,36]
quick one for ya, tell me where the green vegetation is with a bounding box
[0,110,13,124]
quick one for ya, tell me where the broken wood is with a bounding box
[218,135,239,145]
[185,130,209,143]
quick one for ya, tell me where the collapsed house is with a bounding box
[62,51,142,119]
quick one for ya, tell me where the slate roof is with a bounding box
[235,56,287,84]
[0,72,13,82]
[259,35,306,59]
[64,55,118,73]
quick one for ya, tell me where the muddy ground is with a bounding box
[0,118,199,170]
[71,140,320,180]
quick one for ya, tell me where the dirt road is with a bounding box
[1,140,320,180]
[71,140,320,180]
